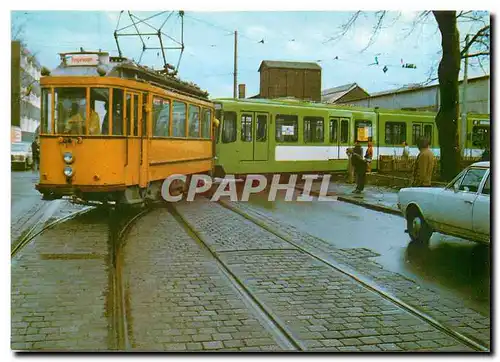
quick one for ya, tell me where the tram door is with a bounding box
[240,112,269,161]
[124,91,142,185]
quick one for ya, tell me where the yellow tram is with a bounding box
[36,51,215,205]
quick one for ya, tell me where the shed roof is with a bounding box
[321,83,369,104]
[258,60,321,72]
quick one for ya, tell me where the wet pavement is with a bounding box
[236,185,489,316]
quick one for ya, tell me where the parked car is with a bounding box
[11,142,33,170]
[398,162,490,245]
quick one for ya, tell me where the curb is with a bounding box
[336,196,403,217]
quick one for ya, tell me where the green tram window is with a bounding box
[472,126,490,147]
[304,117,324,143]
[188,105,201,138]
[173,101,187,137]
[222,111,237,143]
[340,119,349,143]
[153,97,170,137]
[41,89,52,134]
[276,114,298,142]
[329,118,338,143]
[385,122,407,145]
[424,124,432,145]
[412,124,422,145]
[215,109,222,143]
[256,115,267,142]
[355,120,372,143]
[201,109,211,139]
[241,114,253,142]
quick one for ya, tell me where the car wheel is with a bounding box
[407,208,432,245]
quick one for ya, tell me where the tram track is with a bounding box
[212,199,489,352]
[11,203,94,259]
[107,206,154,351]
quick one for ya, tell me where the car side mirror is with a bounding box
[453,183,460,193]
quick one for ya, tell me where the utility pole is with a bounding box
[233,30,238,99]
[461,34,469,158]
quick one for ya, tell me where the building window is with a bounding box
[424,124,432,145]
[275,114,298,142]
[412,124,422,145]
[340,119,349,143]
[304,116,324,143]
[222,111,236,143]
[355,120,372,142]
[241,114,253,142]
[385,122,407,145]
[172,101,187,137]
[201,109,211,139]
[256,115,267,142]
[153,97,170,137]
[188,105,200,138]
[329,118,338,143]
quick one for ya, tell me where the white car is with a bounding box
[398,162,490,245]
[11,142,33,170]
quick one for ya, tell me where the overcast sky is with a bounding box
[11,10,490,99]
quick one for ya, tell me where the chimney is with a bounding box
[238,84,246,99]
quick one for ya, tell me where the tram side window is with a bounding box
[222,111,237,143]
[201,109,211,139]
[102,88,124,136]
[275,114,298,142]
[173,101,187,137]
[153,97,170,137]
[340,119,349,143]
[472,126,489,147]
[41,89,52,134]
[424,124,433,145]
[304,116,324,143]
[89,88,109,135]
[188,105,200,138]
[355,120,372,143]
[385,122,407,145]
[241,114,253,142]
[54,87,87,135]
[329,118,338,143]
[412,124,422,145]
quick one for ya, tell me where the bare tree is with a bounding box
[325,11,490,181]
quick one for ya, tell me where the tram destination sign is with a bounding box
[66,54,99,66]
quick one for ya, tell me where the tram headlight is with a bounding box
[63,152,74,164]
[63,166,73,177]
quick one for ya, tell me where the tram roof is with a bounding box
[46,51,209,100]
[213,97,437,116]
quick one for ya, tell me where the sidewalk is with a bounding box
[295,180,402,216]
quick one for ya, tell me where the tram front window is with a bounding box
[54,88,87,135]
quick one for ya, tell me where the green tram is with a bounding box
[213,98,490,176]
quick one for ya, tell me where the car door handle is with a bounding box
[464,200,474,204]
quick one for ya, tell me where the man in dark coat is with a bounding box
[349,144,367,193]
[31,137,40,171]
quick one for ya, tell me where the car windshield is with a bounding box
[11,143,30,152]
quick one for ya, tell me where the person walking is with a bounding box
[348,144,367,193]
[31,137,40,171]
[412,138,435,187]
[346,147,355,183]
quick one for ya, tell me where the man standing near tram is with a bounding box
[412,138,435,187]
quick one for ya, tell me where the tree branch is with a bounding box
[323,11,361,44]
[461,25,490,56]
[462,51,490,58]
